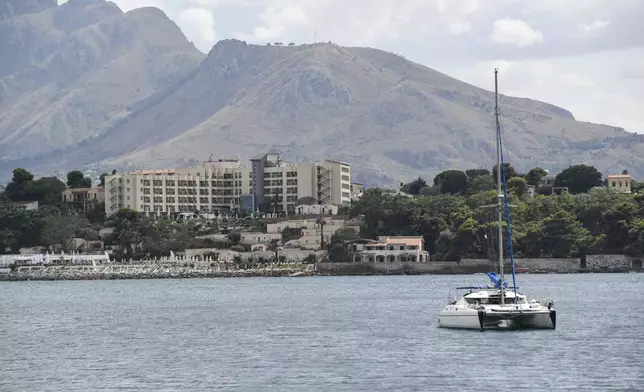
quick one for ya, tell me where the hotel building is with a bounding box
[105,153,352,217]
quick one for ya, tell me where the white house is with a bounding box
[295,204,338,215]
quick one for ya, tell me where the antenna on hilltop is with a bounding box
[314,29,317,43]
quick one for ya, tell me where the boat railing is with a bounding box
[455,286,519,291]
[536,298,555,309]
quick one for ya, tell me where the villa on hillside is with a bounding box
[62,187,105,213]
[351,236,430,262]
[607,173,632,193]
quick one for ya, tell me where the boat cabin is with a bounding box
[463,289,528,305]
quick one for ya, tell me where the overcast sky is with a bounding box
[65,0,644,133]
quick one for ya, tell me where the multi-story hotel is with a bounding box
[105,153,352,217]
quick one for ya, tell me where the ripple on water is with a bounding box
[1,274,643,391]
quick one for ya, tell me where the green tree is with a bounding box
[554,164,602,194]
[99,173,108,187]
[492,163,517,184]
[507,177,529,197]
[525,167,548,186]
[107,208,150,260]
[400,177,427,195]
[25,177,66,205]
[4,168,35,201]
[540,211,591,258]
[66,170,92,189]
[86,202,106,224]
[329,243,351,262]
[465,169,490,179]
[12,168,34,184]
[624,219,644,256]
[433,170,468,195]
[467,174,495,194]
[228,231,241,246]
[40,213,89,251]
[329,228,359,245]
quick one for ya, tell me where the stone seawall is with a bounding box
[1,255,638,281]
[0,264,307,282]
[317,255,637,275]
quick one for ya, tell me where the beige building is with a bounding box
[105,159,251,217]
[250,153,351,215]
[105,153,352,217]
[352,236,430,262]
[62,187,105,213]
[607,174,632,193]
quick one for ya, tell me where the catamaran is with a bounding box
[437,70,556,331]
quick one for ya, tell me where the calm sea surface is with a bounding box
[1,274,643,391]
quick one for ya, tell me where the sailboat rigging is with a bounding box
[436,69,556,330]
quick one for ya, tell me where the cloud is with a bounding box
[560,73,595,88]
[491,18,544,47]
[450,47,644,133]
[177,7,216,50]
[578,19,610,34]
[244,5,308,41]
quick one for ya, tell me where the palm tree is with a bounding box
[316,215,327,249]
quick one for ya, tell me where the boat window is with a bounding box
[484,296,527,305]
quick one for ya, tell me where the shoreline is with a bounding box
[0,268,637,282]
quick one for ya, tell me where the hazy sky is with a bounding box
[62,0,644,133]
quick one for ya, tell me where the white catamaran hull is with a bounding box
[438,306,556,330]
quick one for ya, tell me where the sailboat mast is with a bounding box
[494,68,505,305]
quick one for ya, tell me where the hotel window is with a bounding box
[341,167,349,173]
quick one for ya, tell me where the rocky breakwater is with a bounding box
[0,263,310,282]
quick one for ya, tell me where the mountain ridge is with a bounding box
[0,0,205,163]
[0,6,642,186]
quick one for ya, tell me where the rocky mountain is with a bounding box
[1,2,643,186]
[0,0,204,166]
